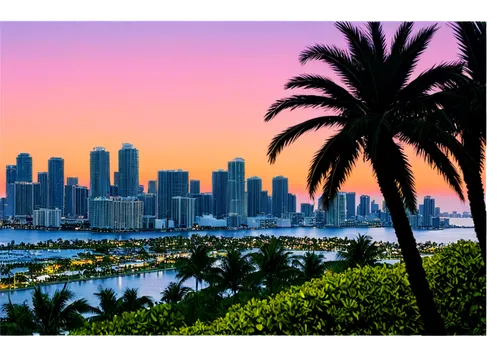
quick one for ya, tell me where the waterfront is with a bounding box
[0,225,476,246]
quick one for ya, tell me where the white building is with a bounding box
[196,215,227,228]
[89,197,143,230]
[33,208,62,228]
[172,196,196,228]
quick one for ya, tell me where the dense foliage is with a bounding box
[73,241,485,336]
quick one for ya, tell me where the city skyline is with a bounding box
[0,22,485,212]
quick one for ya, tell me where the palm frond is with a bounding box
[264,94,344,122]
[299,44,365,97]
[267,115,347,164]
[367,22,387,61]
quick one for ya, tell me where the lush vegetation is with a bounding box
[263,21,486,335]
[71,240,484,336]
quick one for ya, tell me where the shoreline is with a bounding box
[0,267,176,293]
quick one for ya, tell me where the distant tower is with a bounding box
[37,172,49,209]
[287,193,297,214]
[67,177,79,186]
[157,170,189,220]
[247,176,262,217]
[272,176,288,218]
[190,180,201,195]
[423,196,435,227]
[118,143,139,197]
[228,158,245,216]
[5,165,17,217]
[16,153,33,183]
[359,195,370,217]
[90,147,110,198]
[48,157,64,210]
[148,180,157,194]
[212,169,228,218]
[346,192,356,219]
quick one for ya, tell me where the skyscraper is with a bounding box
[37,172,49,209]
[300,203,314,217]
[371,200,379,213]
[114,171,120,186]
[64,185,88,218]
[5,165,17,217]
[272,176,288,218]
[172,196,196,229]
[157,170,189,220]
[138,193,157,217]
[90,147,110,198]
[228,158,245,216]
[190,180,201,195]
[14,182,37,217]
[48,157,64,210]
[16,153,32,182]
[192,193,214,217]
[247,176,262,217]
[325,192,346,227]
[359,195,370,217]
[346,192,356,219]
[212,169,228,218]
[148,180,157,194]
[118,143,139,197]
[287,193,297,214]
[89,197,143,230]
[259,190,269,215]
[423,196,435,227]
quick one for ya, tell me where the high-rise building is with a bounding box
[191,193,213,217]
[325,192,346,227]
[272,176,288,218]
[0,197,6,219]
[300,203,314,217]
[33,208,61,228]
[287,193,297,214]
[148,180,157,194]
[157,170,189,220]
[14,182,36,217]
[346,192,356,219]
[423,196,435,227]
[67,177,79,186]
[359,195,370,217]
[247,176,262,217]
[114,171,120,186]
[371,200,379,213]
[37,172,49,209]
[434,207,441,217]
[64,185,88,218]
[190,180,200,195]
[90,147,111,198]
[139,185,144,194]
[259,190,269,215]
[419,204,425,215]
[89,197,143,230]
[138,193,157,217]
[5,165,17,217]
[172,196,196,228]
[212,169,228,218]
[48,157,64,210]
[118,143,139,197]
[16,153,32,183]
[228,158,245,216]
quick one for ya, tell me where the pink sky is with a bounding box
[0,22,484,212]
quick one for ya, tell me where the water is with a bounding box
[0,249,89,264]
[0,226,477,245]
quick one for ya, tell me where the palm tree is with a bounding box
[119,288,153,313]
[337,234,384,267]
[31,284,92,335]
[432,22,486,263]
[161,281,193,304]
[1,299,36,335]
[264,22,465,335]
[209,249,255,296]
[90,287,121,322]
[251,238,296,294]
[292,251,326,282]
[175,244,215,292]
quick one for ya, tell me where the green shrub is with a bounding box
[73,240,485,335]
[71,303,186,335]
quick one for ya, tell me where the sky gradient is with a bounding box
[0,22,485,211]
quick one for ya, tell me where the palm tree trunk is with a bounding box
[462,167,486,265]
[377,173,446,335]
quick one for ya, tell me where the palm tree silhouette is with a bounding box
[119,288,153,313]
[175,244,215,292]
[292,251,327,282]
[90,287,121,322]
[251,238,296,294]
[1,298,36,335]
[264,22,464,335]
[337,234,384,267]
[31,284,92,335]
[209,248,255,296]
[161,281,193,304]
